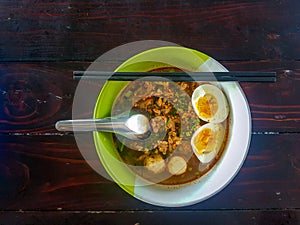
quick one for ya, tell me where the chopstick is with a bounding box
[73,71,277,82]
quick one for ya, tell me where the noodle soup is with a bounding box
[112,68,230,186]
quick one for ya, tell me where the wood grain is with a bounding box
[1,60,300,133]
[0,210,299,225]
[1,0,300,222]
[1,0,300,61]
[0,134,299,210]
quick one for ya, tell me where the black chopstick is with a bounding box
[73,71,276,82]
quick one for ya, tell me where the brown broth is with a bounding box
[112,67,230,185]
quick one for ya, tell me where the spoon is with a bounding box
[55,114,151,140]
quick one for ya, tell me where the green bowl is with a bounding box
[93,46,251,207]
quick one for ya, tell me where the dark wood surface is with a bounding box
[1,0,300,224]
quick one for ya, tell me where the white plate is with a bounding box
[93,46,251,207]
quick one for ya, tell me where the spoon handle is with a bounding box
[55,118,129,132]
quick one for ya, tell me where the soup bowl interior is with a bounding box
[93,46,251,207]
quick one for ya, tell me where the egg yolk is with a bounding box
[196,94,218,119]
[194,128,216,154]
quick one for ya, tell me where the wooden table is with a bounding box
[1,1,299,224]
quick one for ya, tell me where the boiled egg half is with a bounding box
[191,84,229,123]
[191,123,225,163]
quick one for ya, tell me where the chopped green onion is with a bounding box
[118,142,125,152]
[124,91,132,98]
[166,118,171,126]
